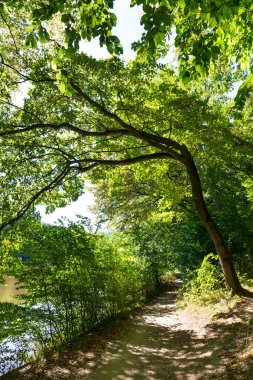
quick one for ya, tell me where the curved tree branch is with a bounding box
[0,166,71,231]
[73,152,173,169]
[0,123,129,138]
[70,80,184,160]
[0,100,43,123]
[0,56,55,84]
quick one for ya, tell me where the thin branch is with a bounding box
[0,166,71,231]
[33,142,76,161]
[70,80,144,136]
[80,144,149,155]
[0,100,43,123]
[0,122,129,138]
[0,57,55,84]
[118,91,132,126]
[142,121,161,137]
[0,12,19,55]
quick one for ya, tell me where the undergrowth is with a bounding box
[179,253,233,305]
[178,253,253,307]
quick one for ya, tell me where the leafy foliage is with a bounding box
[0,50,251,292]
[179,253,229,304]
[0,2,253,375]
[134,0,253,79]
[1,0,122,54]
[0,219,157,371]
[3,0,253,79]
[0,1,252,298]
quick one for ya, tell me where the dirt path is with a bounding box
[2,282,253,380]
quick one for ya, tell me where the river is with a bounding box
[0,276,29,376]
[0,276,25,303]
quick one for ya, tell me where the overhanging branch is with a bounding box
[234,135,253,152]
[70,80,185,160]
[0,56,55,84]
[73,152,173,170]
[0,166,70,231]
[0,123,129,138]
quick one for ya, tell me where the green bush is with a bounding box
[179,253,230,304]
[0,220,156,366]
[159,270,178,284]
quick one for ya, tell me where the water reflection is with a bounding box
[0,277,28,376]
[0,276,25,303]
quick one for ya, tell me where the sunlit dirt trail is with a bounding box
[86,282,228,380]
[2,281,253,380]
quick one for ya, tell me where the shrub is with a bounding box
[0,220,156,371]
[179,253,230,304]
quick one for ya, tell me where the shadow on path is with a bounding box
[2,282,253,380]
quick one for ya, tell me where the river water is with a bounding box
[0,276,27,376]
[0,276,25,303]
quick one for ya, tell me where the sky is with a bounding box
[38,0,144,225]
[81,0,143,60]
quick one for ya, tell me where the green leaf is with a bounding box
[65,83,74,97]
[160,0,170,7]
[38,27,50,43]
[195,64,206,75]
[51,59,58,71]
[181,70,191,84]
[143,4,153,14]
[61,13,71,23]
[209,17,217,28]
[154,32,165,47]
[184,6,190,16]
[25,24,35,33]
[24,33,38,49]
[107,43,114,54]
[178,0,186,9]
[59,81,66,93]
[0,2,8,12]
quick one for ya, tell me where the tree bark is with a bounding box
[182,147,251,296]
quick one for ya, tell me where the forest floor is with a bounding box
[1,281,253,380]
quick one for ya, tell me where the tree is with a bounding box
[0,49,252,295]
[2,0,253,80]
[93,148,253,277]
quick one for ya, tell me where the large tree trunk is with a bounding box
[182,148,250,295]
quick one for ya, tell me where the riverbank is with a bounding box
[1,283,252,380]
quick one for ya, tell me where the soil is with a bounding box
[1,281,253,380]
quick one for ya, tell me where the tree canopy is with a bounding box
[0,46,252,293]
[0,55,247,225]
[2,0,253,80]
[0,1,252,296]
